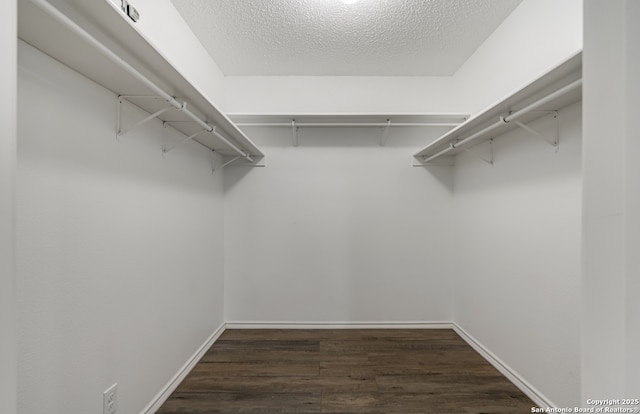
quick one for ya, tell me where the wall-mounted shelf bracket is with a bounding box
[509,111,559,151]
[161,120,254,163]
[380,119,391,146]
[21,0,265,164]
[412,156,454,167]
[457,138,494,166]
[412,143,456,166]
[292,120,299,147]
[162,128,209,156]
[221,156,241,169]
[419,143,455,164]
[412,54,581,164]
[117,95,174,138]
[209,151,216,175]
[216,156,266,170]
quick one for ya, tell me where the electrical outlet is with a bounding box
[103,383,118,414]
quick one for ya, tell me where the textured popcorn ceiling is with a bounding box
[170,0,523,76]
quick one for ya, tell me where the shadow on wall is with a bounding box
[223,125,456,193]
[451,103,582,195]
[18,58,220,195]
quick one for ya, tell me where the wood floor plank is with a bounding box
[319,361,376,377]
[208,339,320,352]
[158,329,538,413]
[321,391,533,414]
[157,392,322,414]
[192,361,320,377]
[201,349,321,363]
[375,373,527,394]
[175,375,378,393]
[218,329,365,341]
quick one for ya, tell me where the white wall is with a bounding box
[16,42,226,414]
[453,0,583,115]
[223,76,457,114]
[625,0,640,396]
[582,0,640,399]
[1,1,17,413]
[453,103,583,406]
[224,126,455,323]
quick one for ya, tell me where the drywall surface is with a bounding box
[16,42,225,414]
[582,0,640,399]
[625,0,640,396]
[1,1,17,413]
[111,0,227,111]
[453,0,583,115]
[224,126,455,323]
[453,103,582,406]
[223,75,457,114]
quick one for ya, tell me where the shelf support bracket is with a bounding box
[413,157,453,167]
[380,119,391,146]
[457,138,494,166]
[117,95,172,138]
[292,120,298,147]
[507,111,560,151]
[216,156,266,170]
[210,151,217,175]
[162,128,209,156]
[221,156,241,169]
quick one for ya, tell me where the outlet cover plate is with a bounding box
[103,383,118,414]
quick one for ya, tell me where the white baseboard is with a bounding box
[225,321,454,329]
[451,323,552,408]
[140,323,226,414]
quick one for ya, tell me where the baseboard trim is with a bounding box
[140,323,226,414]
[225,321,454,329]
[451,323,552,408]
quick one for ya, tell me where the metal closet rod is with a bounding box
[235,122,462,127]
[30,0,252,161]
[422,78,582,163]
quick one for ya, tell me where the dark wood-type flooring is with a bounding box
[157,329,537,413]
